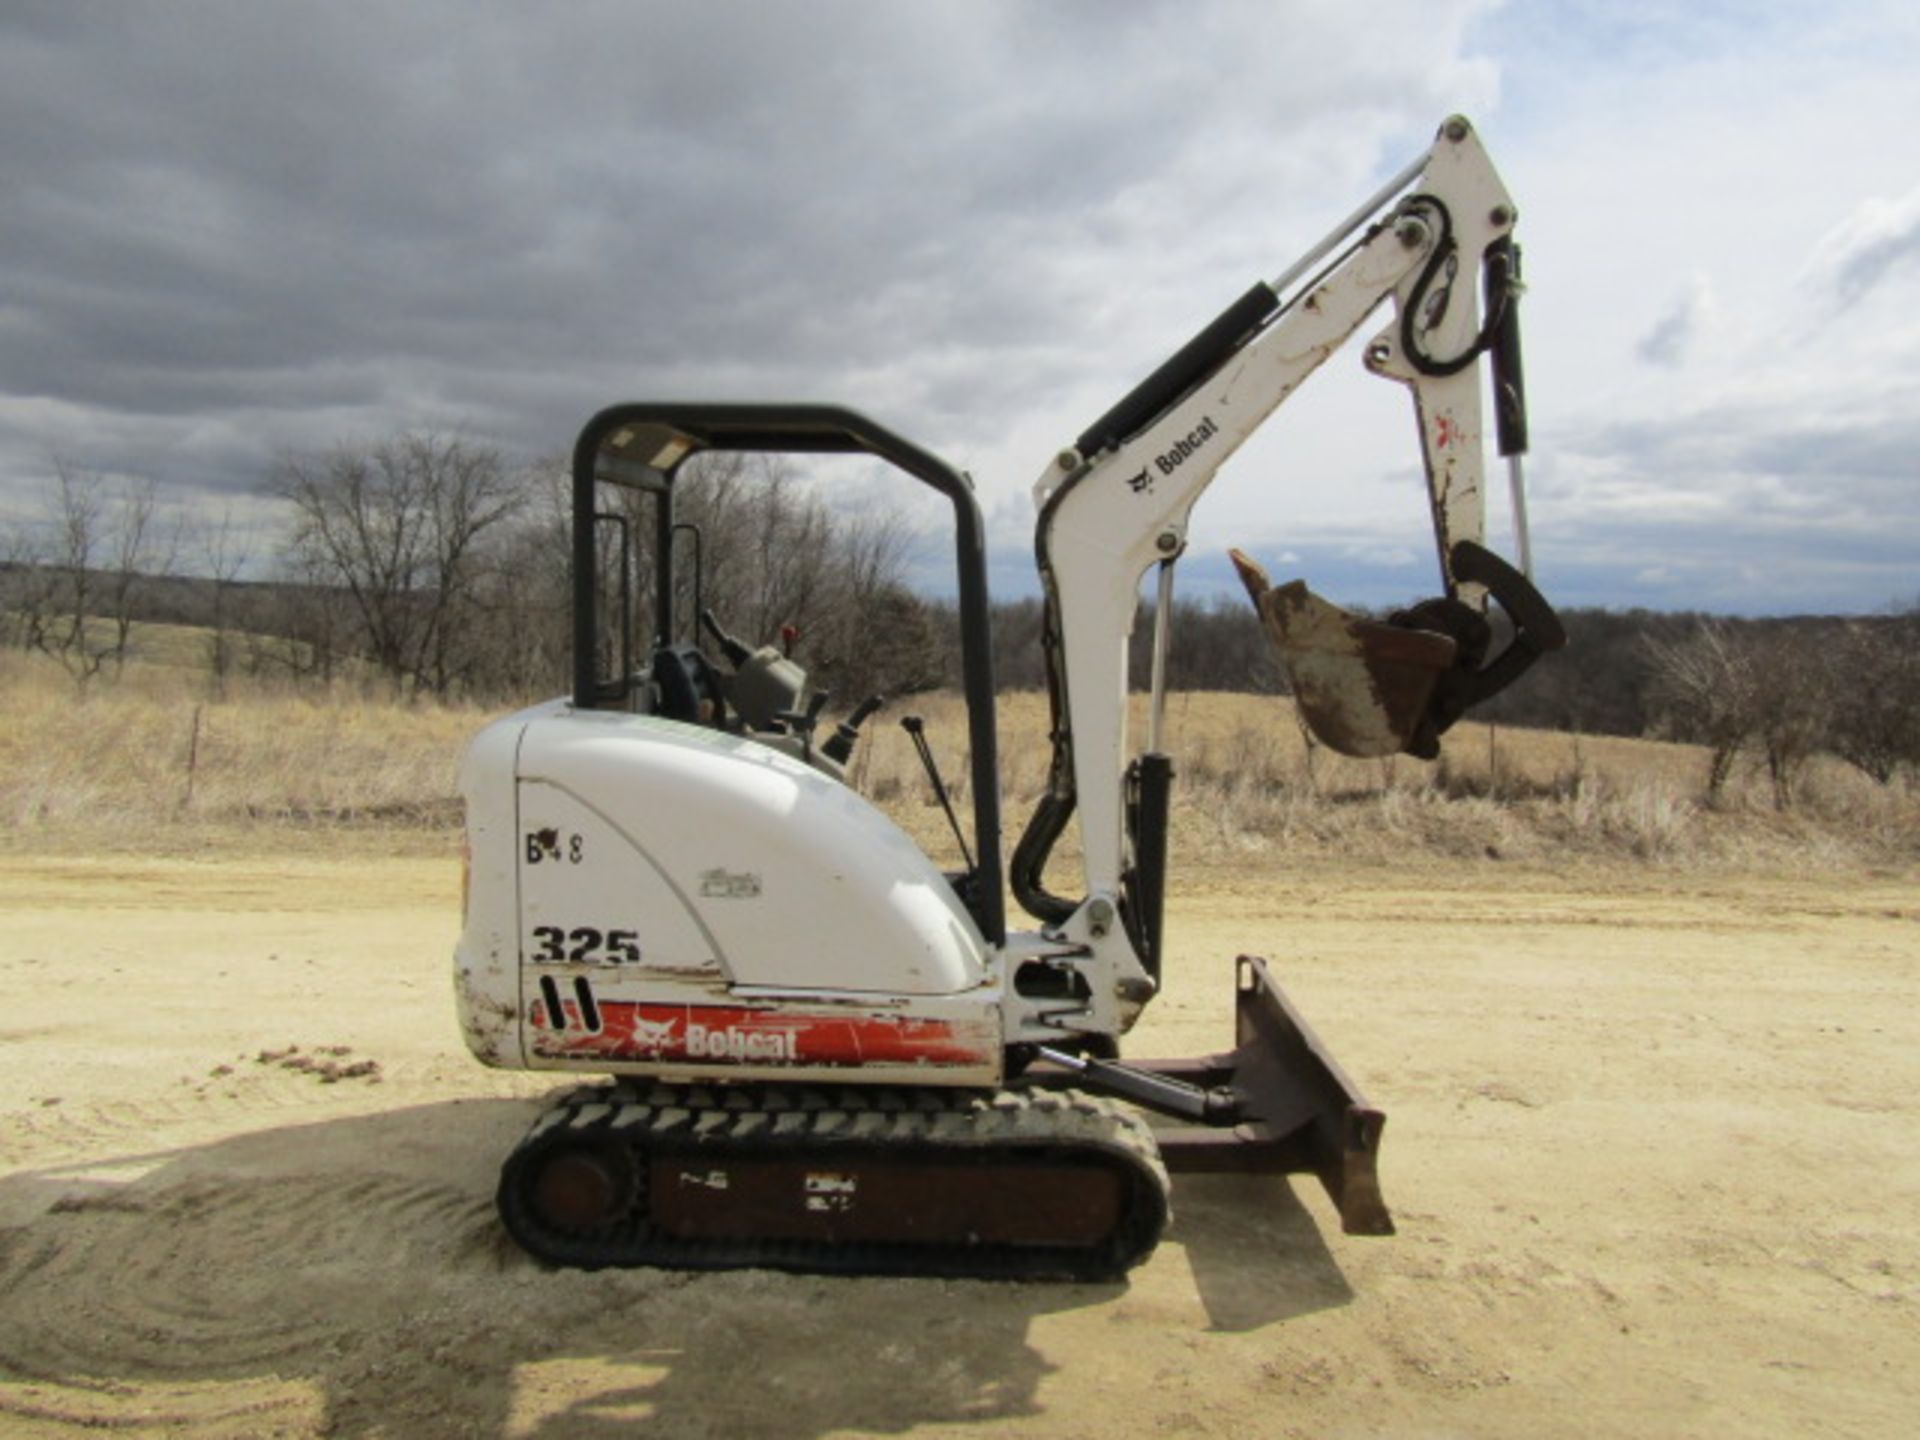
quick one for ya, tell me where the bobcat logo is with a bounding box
[625,1014,680,1057]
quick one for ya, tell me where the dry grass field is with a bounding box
[4,644,1914,872]
[2,642,1918,1437]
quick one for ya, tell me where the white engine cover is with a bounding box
[455,702,1002,1086]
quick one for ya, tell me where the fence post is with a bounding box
[183,703,203,810]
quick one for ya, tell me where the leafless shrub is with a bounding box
[1753,628,1832,810]
[1643,620,1762,799]
[1826,610,1920,784]
[1645,612,1919,808]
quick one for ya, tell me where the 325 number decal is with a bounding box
[530,925,642,965]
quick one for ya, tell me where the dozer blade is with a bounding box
[1135,955,1393,1236]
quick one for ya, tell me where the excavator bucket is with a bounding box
[1230,548,1455,759]
[1136,956,1393,1236]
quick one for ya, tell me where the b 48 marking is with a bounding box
[525,829,584,864]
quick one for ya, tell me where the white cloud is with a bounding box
[1803,183,1920,307]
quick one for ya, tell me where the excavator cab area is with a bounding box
[569,420,802,736]
[568,402,1010,944]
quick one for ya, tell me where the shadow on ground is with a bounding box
[1170,1172,1355,1330]
[0,1095,1352,1437]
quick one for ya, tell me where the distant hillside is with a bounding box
[6,559,1916,782]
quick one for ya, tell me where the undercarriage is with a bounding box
[496,956,1389,1280]
[498,1082,1170,1282]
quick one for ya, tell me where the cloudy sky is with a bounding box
[3,1,1916,614]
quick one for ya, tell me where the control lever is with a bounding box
[822,694,886,765]
[775,691,832,760]
[699,608,752,668]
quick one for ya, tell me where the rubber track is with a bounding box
[497,1081,1171,1282]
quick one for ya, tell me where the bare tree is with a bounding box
[1752,628,1832,810]
[2,522,60,653]
[1828,609,1920,784]
[245,552,354,687]
[1644,620,1763,799]
[670,452,829,646]
[30,459,103,667]
[272,434,524,696]
[1644,619,1861,809]
[96,473,172,676]
[13,459,170,686]
[192,504,250,697]
[673,456,948,700]
[461,458,573,698]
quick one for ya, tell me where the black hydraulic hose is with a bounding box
[1010,789,1077,926]
[1010,586,1081,926]
[1397,195,1510,379]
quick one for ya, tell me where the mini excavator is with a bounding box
[455,116,1564,1280]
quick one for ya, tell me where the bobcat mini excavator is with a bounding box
[456,116,1564,1280]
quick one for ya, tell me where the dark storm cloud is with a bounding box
[0,1,1485,504]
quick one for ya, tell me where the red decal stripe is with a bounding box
[532,1000,989,1068]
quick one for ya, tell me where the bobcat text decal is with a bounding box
[530,998,990,1068]
[1152,415,1219,478]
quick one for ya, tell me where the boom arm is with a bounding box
[1021,116,1534,999]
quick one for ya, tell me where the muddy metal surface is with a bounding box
[0,852,1915,1438]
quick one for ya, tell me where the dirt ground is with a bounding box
[0,848,1915,1439]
